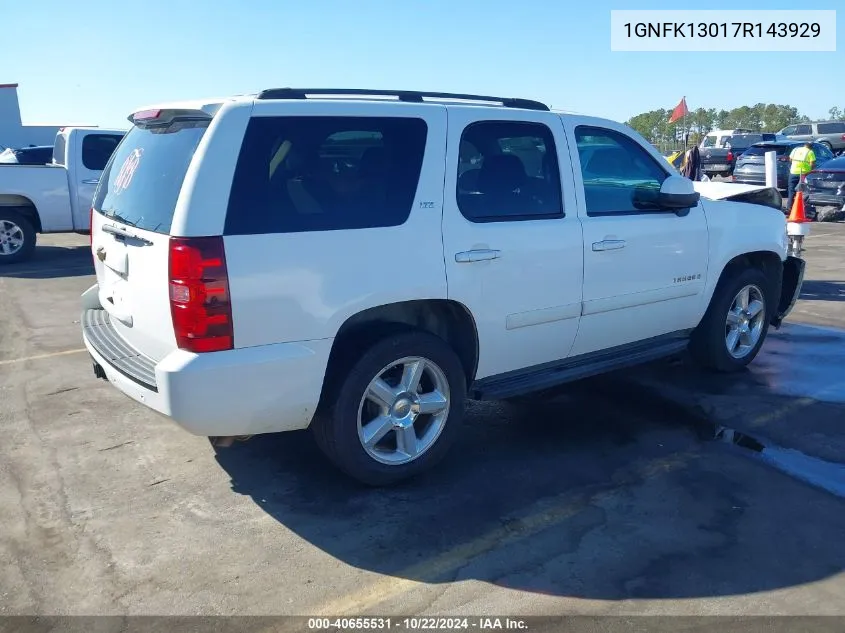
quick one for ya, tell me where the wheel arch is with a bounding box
[320,299,480,404]
[701,250,784,322]
[0,196,43,233]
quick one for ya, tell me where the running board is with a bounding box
[469,332,691,401]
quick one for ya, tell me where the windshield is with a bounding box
[93,120,209,234]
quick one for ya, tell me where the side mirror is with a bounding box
[657,175,700,209]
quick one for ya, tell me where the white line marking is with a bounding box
[0,348,87,366]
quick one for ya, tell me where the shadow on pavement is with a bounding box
[0,246,93,279]
[213,334,845,602]
[800,280,845,303]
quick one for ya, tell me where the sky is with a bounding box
[2,0,842,130]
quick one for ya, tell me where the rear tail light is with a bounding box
[841,134,845,141]
[168,236,234,353]
[727,151,733,162]
[89,207,93,248]
[778,156,790,162]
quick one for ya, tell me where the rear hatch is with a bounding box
[734,144,793,177]
[805,159,845,203]
[91,112,214,362]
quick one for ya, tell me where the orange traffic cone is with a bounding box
[788,178,808,223]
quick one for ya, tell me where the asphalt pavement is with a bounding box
[1,225,844,618]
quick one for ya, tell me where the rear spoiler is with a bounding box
[693,182,783,211]
[129,108,214,127]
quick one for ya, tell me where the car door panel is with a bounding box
[441,108,584,380]
[562,118,709,357]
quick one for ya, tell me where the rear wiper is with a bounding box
[103,210,140,228]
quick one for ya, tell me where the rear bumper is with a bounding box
[81,288,332,437]
[805,192,845,207]
[702,162,733,174]
[771,256,806,328]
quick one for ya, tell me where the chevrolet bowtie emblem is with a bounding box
[96,247,106,262]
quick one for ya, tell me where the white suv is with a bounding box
[82,89,805,485]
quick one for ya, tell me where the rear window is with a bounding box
[225,116,428,235]
[728,134,763,149]
[741,144,793,157]
[93,120,209,234]
[817,122,845,134]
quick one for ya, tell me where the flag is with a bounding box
[669,97,688,124]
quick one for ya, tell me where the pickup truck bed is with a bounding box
[0,127,124,264]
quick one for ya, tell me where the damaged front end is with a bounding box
[693,181,783,211]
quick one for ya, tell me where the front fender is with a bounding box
[771,256,806,328]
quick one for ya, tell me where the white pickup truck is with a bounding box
[0,127,125,264]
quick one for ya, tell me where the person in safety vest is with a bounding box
[786,142,815,212]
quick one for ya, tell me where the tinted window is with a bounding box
[93,120,209,234]
[225,116,427,235]
[817,122,845,134]
[574,126,669,216]
[82,134,123,170]
[795,124,812,135]
[456,120,562,222]
[728,134,763,149]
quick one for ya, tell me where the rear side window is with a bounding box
[225,116,428,235]
[456,120,563,222]
[817,122,845,134]
[93,120,209,234]
[82,134,123,171]
[795,124,812,135]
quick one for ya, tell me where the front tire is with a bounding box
[689,267,773,372]
[312,331,466,486]
[0,209,36,265]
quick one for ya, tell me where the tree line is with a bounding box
[626,104,845,152]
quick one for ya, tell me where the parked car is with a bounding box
[777,121,845,153]
[81,88,804,486]
[0,127,125,263]
[0,145,54,165]
[732,140,836,195]
[804,155,845,213]
[699,128,755,150]
[700,133,783,179]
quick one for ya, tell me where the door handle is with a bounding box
[455,249,501,263]
[82,178,100,185]
[592,240,626,252]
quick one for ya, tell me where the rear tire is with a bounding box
[0,209,36,265]
[312,331,466,486]
[689,267,773,372]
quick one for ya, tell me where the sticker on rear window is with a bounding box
[113,148,143,195]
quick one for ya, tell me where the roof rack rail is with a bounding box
[254,88,550,111]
